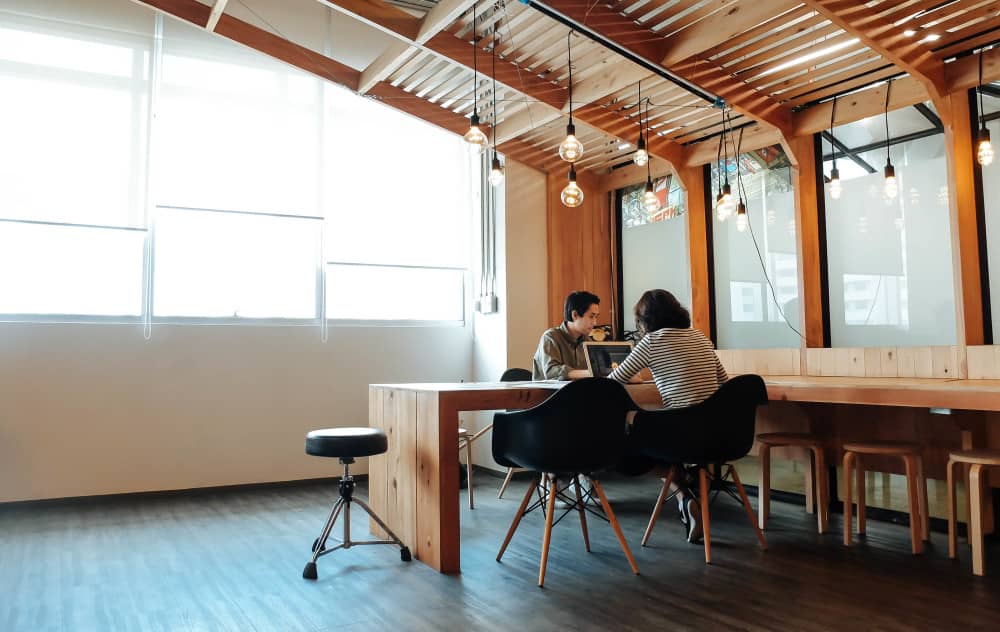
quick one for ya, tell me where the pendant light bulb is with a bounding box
[883,163,897,199]
[634,135,648,167]
[735,200,748,233]
[488,154,504,187]
[978,128,994,167]
[464,113,488,154]
[642,177,660,213]
[717,182,735,219]
[828,165,842,200]
[561,166,584,208]
[559,123,584,163]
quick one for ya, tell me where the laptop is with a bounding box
[583,341,634,378]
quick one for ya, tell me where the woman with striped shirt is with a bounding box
[608,289,728,543]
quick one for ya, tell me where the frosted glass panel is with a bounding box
[713,162,801,349]
[983,116,1000,341]
[620,177,690,330]
[825,136,956,346]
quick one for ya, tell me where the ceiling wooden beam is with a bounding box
[682,124,784,167]
[537,0,794,134]
[205,0,228,32]
[801,0,948,100]
[136,0,361,89]
[659,1,800,68]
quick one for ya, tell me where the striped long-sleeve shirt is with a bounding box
[608,327,728,409]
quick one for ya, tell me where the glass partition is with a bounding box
[711,146,801,349]
[979,85,1000,341]
[822,103,956,347]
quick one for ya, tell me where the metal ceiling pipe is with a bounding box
[520,0,719,105]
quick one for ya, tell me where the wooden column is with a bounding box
[935,91,985,375]
[782,134,825,372]
[674,166,711,338]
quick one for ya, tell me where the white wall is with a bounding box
[465,160,548,471]
[0,322,472,502]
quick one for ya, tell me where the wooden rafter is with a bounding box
[317,0,685,168]
[801,0,949,99]
[205,0,228,32]
[537,0,794,134]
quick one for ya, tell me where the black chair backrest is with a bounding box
[500,368,532,382]
[631,374,768,465]
[492,378,635,475]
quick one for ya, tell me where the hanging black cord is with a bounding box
[830,95,838,170]
[716,128,723,198]
[566,30,573,125]
[980,52,986,132]
[471,2,478,116]
[645,99,653,180]
[884,78,892,167]
[492,33,498,149]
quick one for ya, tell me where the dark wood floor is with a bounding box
[2,474,999,631]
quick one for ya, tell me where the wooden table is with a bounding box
[368,377,1000,573]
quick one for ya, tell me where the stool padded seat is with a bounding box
[948,449,1000,466]
[756,432,823,447]
[306,427,388,458]
[843,440,921,455]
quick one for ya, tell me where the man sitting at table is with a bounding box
[532,290,600,380]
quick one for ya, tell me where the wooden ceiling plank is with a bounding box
[359,41,418,94]
[205,0,228,32]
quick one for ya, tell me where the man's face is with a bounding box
[572,303,600,336]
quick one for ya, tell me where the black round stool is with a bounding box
[302,427,411,580]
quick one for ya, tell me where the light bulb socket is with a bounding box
[884,163,895,179]
[566,122,576,137]
[636,134,646,150]
[737,200,747,215]
[568,165,577,182]
[470,113,480,126]
[830,166,840,182]
[722,183,731,197]
[644,177,654,193]
[491,155,502,170]
[979,127,991,145]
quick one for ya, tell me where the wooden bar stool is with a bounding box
[842,441,929,555]
[947,449,1000,576]
[756,433,828,534]
[458,427,476,509]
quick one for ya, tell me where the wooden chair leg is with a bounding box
[699,467,712,564]
[464,438,475,510]
[915,457,929,542]
[497,475,539,562]
[804,450,815,515]
[969,464,986,576]
[843,451,855,547]
[573,475,591,552]
[592,480,640,575]
[641,467,676,547]
[947,458,958,560]
[497,467,516,499]
[538,474,558,588]
[902,456,923,555]
[730,465,767,550]
[759,444,771,530]
[812,446,828,534]
[856,459,867,535]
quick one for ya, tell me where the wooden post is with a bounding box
[934,91,984,378]
[782,134,825,372]
[675,165,712,338]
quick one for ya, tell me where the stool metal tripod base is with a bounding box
[303,458,411,580]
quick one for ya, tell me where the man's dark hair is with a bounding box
[564,291,600,322]
[634,289,690,334]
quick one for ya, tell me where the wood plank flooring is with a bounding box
[1,474,998,631]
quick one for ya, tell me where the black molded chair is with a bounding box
[495,367,534,499]
[301,428,411,580]
[492,377,639,587]
[634,374,768,564]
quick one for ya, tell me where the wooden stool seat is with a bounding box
[948,449,1000,466]
[842,441,921,455]
[947,449,1000,576]
[843,441,928,555]
[756,433,828,533]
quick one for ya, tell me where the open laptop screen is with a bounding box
[583,341,634,378]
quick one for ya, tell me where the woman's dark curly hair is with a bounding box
[634,289,691,335]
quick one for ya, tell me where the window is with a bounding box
[823,103,956,346]
[618,175,690,332]
[153,207,321,319]
[978,84,1000,341]
[711,145,802,349]
[326,264,464,322]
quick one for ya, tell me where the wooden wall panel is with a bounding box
[546,169,614,328]
[716,348,801,376]
[803,347,960,378]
